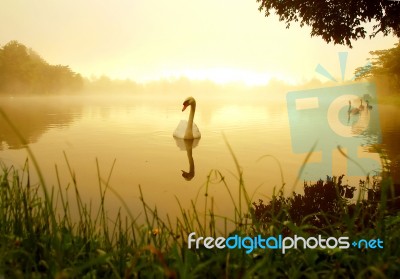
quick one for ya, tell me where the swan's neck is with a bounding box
[187,145,194,174]
[185,102,196,139]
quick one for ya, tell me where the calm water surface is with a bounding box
[0,94,398,221]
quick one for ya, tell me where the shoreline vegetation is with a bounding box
[1,105,399,277]
[0,156,399,278]
[0,129,399,278]
[1,41,400,277]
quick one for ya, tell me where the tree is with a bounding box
[354,42,400,90]
[0,41,83,94]
[0,41,33,93]
[256,0,400,47]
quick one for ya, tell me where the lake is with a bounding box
[0,92,398,223]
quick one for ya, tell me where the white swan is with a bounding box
[359,99,365,111]
[348,100,360,115]
[173,97,201,139]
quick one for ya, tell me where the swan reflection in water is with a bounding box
[347,99,371,135]
[173,96,201,180]
[174,138,199,181]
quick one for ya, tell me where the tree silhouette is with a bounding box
[0,41,83,95]
[257,0,400,47]
[354,42,400,90]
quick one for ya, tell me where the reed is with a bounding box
[0,151,399,278]
[0,109,399,278]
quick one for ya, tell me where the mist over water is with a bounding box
[0,89,397,222]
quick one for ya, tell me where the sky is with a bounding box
[1,0,398,85]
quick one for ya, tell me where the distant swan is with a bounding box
[365,100,373,110]
[359,99,365,111]
[173,97,201,139]
[348,100,360,115]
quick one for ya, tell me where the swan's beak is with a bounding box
[182,104,189,112]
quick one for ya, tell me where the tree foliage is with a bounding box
[354,42,400,90]
[0,41,83,95]
[257,0,400,47]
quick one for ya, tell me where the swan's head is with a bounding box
[182,97,196,112]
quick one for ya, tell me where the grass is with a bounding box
[1,110,400,278]
[0,150,399,278]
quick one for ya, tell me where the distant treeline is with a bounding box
[0,41,271,96]
[2,40,399,96]
[0,41,83,95]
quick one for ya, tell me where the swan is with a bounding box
[365,100,373,110]
[173,97,201,139]
[348,100,360,115]
[359,99,365,111]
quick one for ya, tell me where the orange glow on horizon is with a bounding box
[1,0,398,85]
